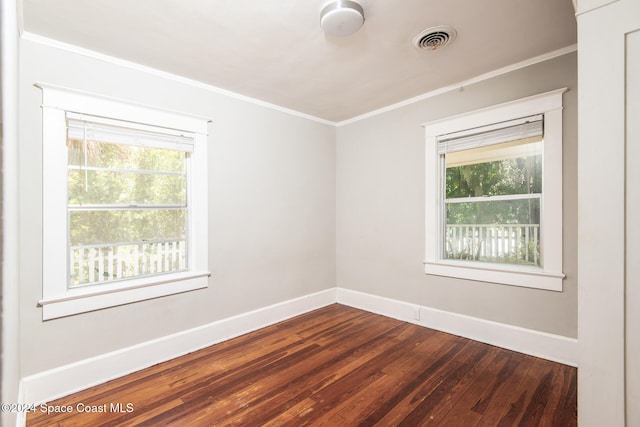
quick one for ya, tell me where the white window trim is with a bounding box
[423,88,566,291]
[37,83,211,319]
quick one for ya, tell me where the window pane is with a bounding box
[445,137,542,198]
[443,136,542,267]
[66,131,190,287]
[69,240,188,287]
[69,209,188,287]
[70,209,186,246]
[68,169,186,205]
[445,199,540,266]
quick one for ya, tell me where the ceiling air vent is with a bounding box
[413,25,457,50]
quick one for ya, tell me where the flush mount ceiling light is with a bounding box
[320,0,365,37]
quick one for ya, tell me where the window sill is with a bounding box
[424,260,564,291]
[39,271,210,320]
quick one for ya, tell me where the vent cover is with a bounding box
[413,25,457,50]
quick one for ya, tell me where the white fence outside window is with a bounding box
[445,224,540,266]
[69,239,187,287]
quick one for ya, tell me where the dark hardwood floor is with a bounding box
[26,304,577,426]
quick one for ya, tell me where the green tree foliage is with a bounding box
[444,150,542,266]
[67,138,187,246]
[445,155,542,225]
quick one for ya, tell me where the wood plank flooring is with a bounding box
[26,304,577,426]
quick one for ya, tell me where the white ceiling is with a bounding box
[21,0,577,122]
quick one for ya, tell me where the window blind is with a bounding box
[437,114,543,154]
[66,112,194,152]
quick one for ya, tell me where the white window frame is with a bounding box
[423,89,566,291]
[37,83,210,319]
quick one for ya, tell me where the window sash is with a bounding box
[66,115,192,289]
[440,146,542,268]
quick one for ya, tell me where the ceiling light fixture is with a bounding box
[320,0,365,37]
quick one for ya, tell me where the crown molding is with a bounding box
[337,44,577,126]
[21,31,576,128]
[20,31,336,127]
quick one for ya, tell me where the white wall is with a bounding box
[336,52,577,338]
[17,38,336,376]
[576,0,640,424]
[2,0,21,424]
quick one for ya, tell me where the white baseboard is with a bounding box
[14,382,26,427]
[336,287,577,367]
[20,285,576,414]
[21,288,336,406]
